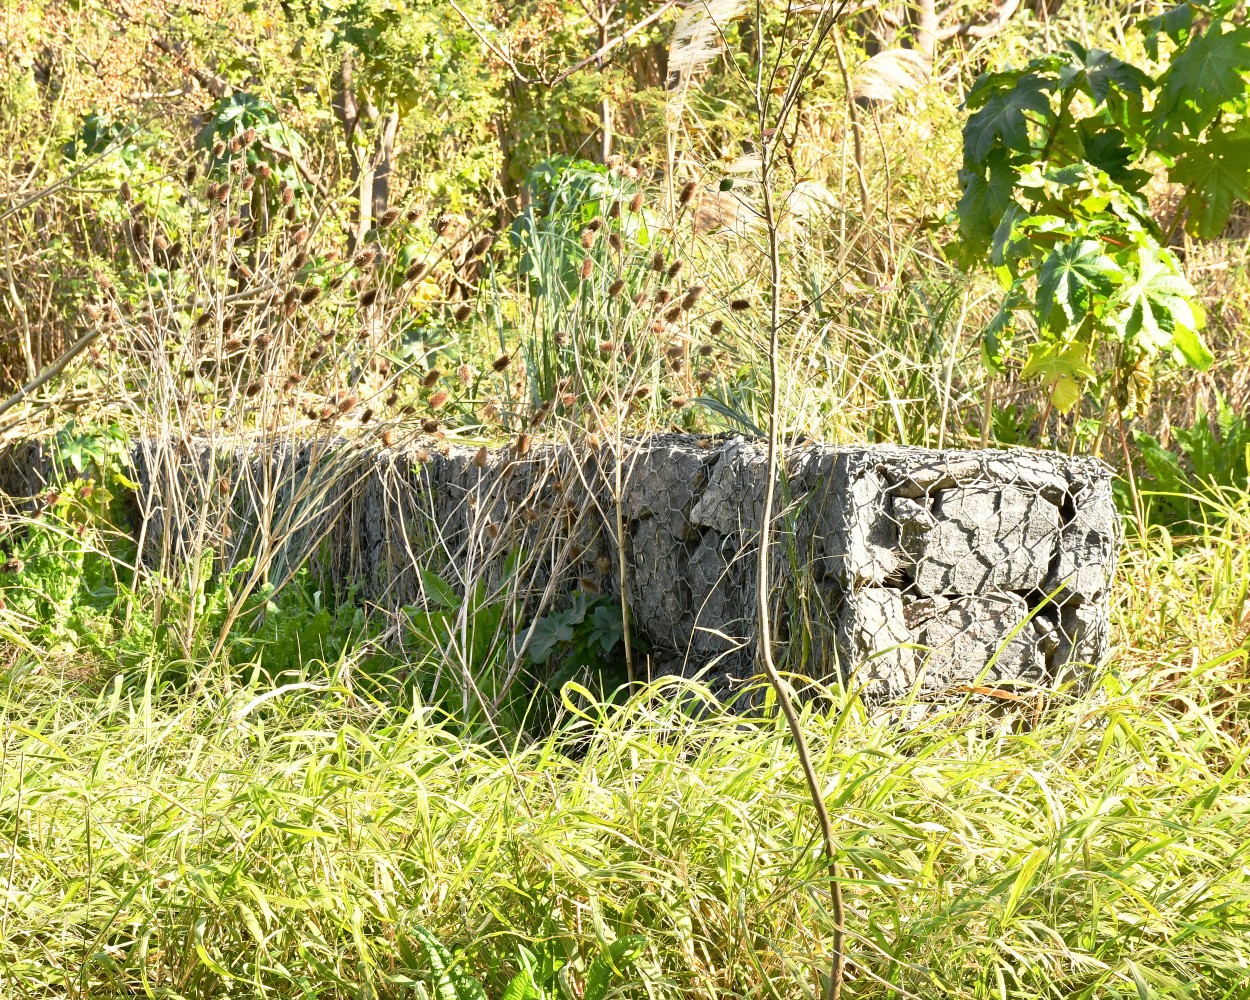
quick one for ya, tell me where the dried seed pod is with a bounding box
[353,246,379,269]
[469,233,494,258]
[213,140,226,158]
[456,364,473,386]
[608,199,621,219]
[679,180,697,205]
[454,303,472,323]
[666,260,683,279]
[185,163,198,186]
[385,392,399,406]
[241,174,255,192]
[730,298,750,311]
[337,395,358,414]
[281,186,294,206]
[237,263,253,280]
[421,417,441,434]
[598,339,614,355]
[131,220,145,242]
[629,191,644,213]
[380,428,395,446]
[666,344,685,360]
[429,390,449,409]
[698,342,715,357]
[709,319,724,338]
[681,285,704,310]
[224,337,244,352]
[285,205,297,222]
[300,286,320,305]
[554,330,570,347]
[217,185,230,204]
[473,445,489,468]
[242,127,257,146]
[291,225,308,244]
[433,214,452,236]
[654,288,671,307]
[359,288,379,308]
[119,180,132,203]
[196,312,213,328]
[258,163,272,180]
[293,250,309,270]
[634,385,652,400]
[664,304,683,323]
[560,392,575,407]
[405,207,424,223]
[651,251,665,272]
[422,369,442,388]
[515,433,531,456]
[492,353,512,372]
[245,379,263,397]
[608,278,625,297]
[230,135,243,154]
[608,232,622,252]
[360,407,374,424]
[580,229,596,249]
[318,404,337,421]
[379,208,401,228]
[670,396,688,409]
[405,261,427,282]
[284,288,299,307]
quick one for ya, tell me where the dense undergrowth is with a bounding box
[2,489,1249,999]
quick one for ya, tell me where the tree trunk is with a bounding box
[372,106,400,221]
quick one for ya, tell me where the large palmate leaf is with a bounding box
[958,150,1017,256]
[1152,18,1250,141]
[1021,341,1097,412]
[1170,125,1250,238]
[1036,239,1121,329]
[963,75,1053,164]
[1115,247,1211,367]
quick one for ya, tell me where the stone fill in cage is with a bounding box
[0,434,1119,700]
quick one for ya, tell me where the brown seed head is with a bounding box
[679,180,697,205]
[730,298,750,311]
[380,428,395,446]
[651,251,665,272]
[492,353,512,373]
[422,369,442,388]
[666,260,683,280]
[515,433,532,456]
[379,208,401,228]
[608,199,621,219]
[454,303,472,323]
[457,364,473,386]
[359,288,379,308]
[629,191,644,213]
[580,229,596,249]
[281,186,294,206]
[212,140,226,158]
[470,233,494,258]
[433,214,452,236]
[405,261,427,283]
[474,445,489,468]
[421,417,441,434]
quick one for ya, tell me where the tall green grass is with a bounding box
[2,492,1248,999]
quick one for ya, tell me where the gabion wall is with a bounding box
[2,434,1119,700]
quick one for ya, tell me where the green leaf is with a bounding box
[419,569,459,609]
[1170,125,1250,238]
[963,76,1053,164]
[1152,18,1250,141]
[1021,341,1096,412]
[1036,239,1122,330]
[958,150,1017,258]
[1065,42,1153,105]
[1115,245,1209,366]
[583,935,648,1000]
[399,925,487,1000]
[501,970,542,1000]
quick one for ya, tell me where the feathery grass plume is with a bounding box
[651,251,665,272]
[379,208,401,228]
[629,190,644,212]
[454,303,472,322]
[359,289,379,308]
[609,278,625,297]
[422,417,441,433]
[852,47,932,103]
[579,257,594,281]
[405,261,427,282]
[730,298,750,311]
[423,369,442,388]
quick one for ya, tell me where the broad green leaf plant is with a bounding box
[954,1,1249,420]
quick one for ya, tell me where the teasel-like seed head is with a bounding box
[681,285,704,310]
[241,174,255,192]
[245,379,263,398]
[385,391,399,406]
[433,213,452,236]
[666,260,683,280]
[402,404,417,416]
[629,190,644,213]
[470,233,494,258]
[454,303,472,323]
[217,185,231,205]
[212,140,226,158]
[258,163,272,180]
[587,217,603,232]
[242,127,257,146]
[131,220,145,242]
[698,342,715,357]
[608,278,625,297]
[664,304,683,324]
[632,291,647,308]
[293,250,309,270]
[679,180,697,205]
[353,246,378,269]
[308,343,325,359]
[285,205,297,223]
[422,369,441,388]
[696,369,714,385]
[492,353,512,372]
[422,417,441,434]
[457,364,473,386]
[196,312,213,329]
[224,336,243,352]
[229,135,243,154]
[608,232,622,252]
[666,344,685,360]
[608,199,621,219]
[709,319,724,338]
[360,407,374,424]
[338,394,358,414]
[380,428,395,446]
[405,261,427,283]
[204,181,220,202]
[671,395,688,409]
[281,185,294,206]
[474,445,489,468]
[597,339,614,355]
[227,214,243,228]
[654,288,671,307]
[231,157,245,174]
[651,251,665,272]
[119,180,132,203]
[515,433,532,457]
[284,288,299,307]
[429,390,449,410]
[579,257,594,283]
[560,392,575,408]
[405,207,424,224]
[300,286,321,305]
[580,229,595,249]
[730,298,750,311]
[185,163,197,186]
[359,288,379,308]
[237,263,253,281]
[291,225,308,244]
[318,404,337,422]
[379,208,401,228]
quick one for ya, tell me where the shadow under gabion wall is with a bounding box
[2,433,1119,701]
